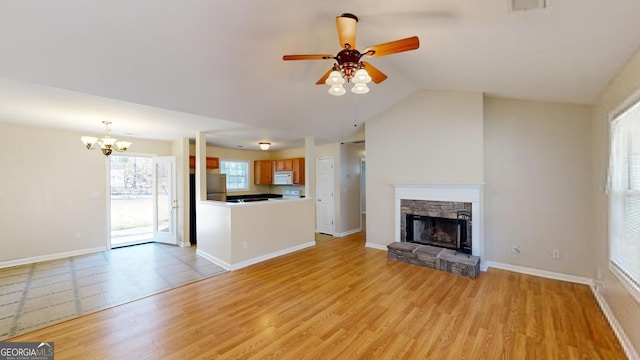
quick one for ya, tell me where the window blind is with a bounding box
[610,101,640,296]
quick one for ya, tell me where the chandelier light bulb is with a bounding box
[328,84,346,96]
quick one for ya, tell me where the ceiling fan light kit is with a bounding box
[283,13,419,96]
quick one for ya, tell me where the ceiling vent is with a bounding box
[510,0,547,12]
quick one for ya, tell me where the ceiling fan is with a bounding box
[283,13,420,95]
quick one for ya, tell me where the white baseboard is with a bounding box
[485,261,594,285]
[196,241,316,272]
[196,249,232,271]
[365,242,388,251]
[0,247,106,270]
[179,241,191,248]
[591,285,640,360]
[335,227,362,237]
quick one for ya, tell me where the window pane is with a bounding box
[220,160,249,191]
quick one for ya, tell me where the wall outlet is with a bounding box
[370,226,376,234]
[90,192,100,199]
[552,248,560,260]
[242,241,248,249]
[511,244,520,253]
[75,232,82,240]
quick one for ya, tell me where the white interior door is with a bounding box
[153,156,177,245]
[316,157,335,235]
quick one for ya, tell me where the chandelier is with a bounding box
[324,50,372,96]
[80,121,132,156]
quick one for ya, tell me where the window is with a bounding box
[609,97,640,303]
[220,160,249,191]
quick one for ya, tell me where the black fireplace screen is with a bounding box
[406,211,471,254]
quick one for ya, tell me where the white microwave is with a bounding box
[273,171,293,185]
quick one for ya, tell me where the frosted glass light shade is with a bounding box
[328,84,346,96]
[351,83,370,94]
[353,69,371,84]
[80,136,98,149]
[101,137,117,146]
[325,71,345,85]
[259,142,271,150]
[116,141,132,151]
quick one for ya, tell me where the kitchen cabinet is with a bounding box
[254,160,274,184]
[292,158,305,184]
[275,159,293,171]
[189,156,220,169]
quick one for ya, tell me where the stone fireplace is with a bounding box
[388,184,483,278]
[393,184,483,257]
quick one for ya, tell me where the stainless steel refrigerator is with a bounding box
[206,174,227,201]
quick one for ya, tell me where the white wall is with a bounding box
[483,97,593,277]
[197,199,314,269]
[0,123,172,264]
[592,47,640,355]
[228,199,314,264]
[365,90,484,246]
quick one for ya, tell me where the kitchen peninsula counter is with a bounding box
[196,198,315,270]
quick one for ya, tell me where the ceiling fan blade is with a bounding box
[363,36,420,58]
[362,62,388,84]
[336,13,357,49]
[316,68,335,85]
[283,54,334,61]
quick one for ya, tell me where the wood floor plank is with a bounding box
[7,231,626,359]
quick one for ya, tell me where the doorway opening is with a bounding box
[110,155,154,247]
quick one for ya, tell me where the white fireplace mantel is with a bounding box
[393,183,484,259]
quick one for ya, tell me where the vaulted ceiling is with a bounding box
[0,0,639,150]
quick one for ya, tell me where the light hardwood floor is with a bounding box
[10,232,625,359]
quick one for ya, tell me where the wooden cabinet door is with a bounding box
[292,158,305,184]
[254,160,274,184]
[189,156,219,169]
[276,159,293,171]
[283,159,293,171]
[206,157,219,169]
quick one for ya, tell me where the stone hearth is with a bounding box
[387,242,480,278]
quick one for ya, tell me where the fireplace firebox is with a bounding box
[403,205,472,254]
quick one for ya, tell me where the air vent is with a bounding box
[510,0,547,12]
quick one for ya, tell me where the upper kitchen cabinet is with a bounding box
[189,156,220,169]
[291,158,304,185]
[254,160,274,185]
[275,159,293,171]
